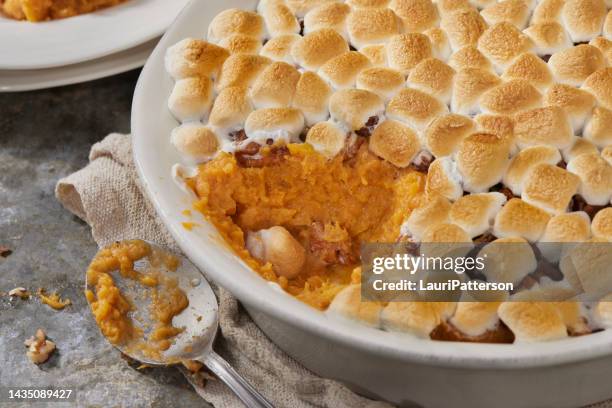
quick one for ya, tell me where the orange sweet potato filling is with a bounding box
[1,0,126,21]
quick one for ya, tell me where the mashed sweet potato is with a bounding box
[1,0,126,21]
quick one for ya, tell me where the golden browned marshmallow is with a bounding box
[348,0,391,6]
[503,145,561,195]
[369,120,421,167]
[449,301,503,338]
[291,28,349,70]
[561,0,607,43]
[565,237,612,299]
[590,37,612,64]
[208,9,264,43]
[474,114,516,152]
[168,76,214,122]
[216,54,271,91]
[513,106,572,149]
[208,86,253,130]
[436,0,471,15]
[387,88,448,130]
[285,0,338,17]
[523,22,572,56]
[421,222,472,243]
[522,164,580,214]
[478,22,534,72]
[582,67,612,110]
[381,301,449,337]
[306,121,347,158]
[448,46,492,71]
[548,45,605,86]
[250,62,301,109]
[494,198,552,240]
[244,108,305,143]
[456,132,510,192]
[260,34,301,64]
[171,123,219,162]
[603,146,612,166]
[451,68,501,114]
[165,38,230,80]
[440,9,487,51]
[539,212,591,258]
[318,51,372,89]
[450,192,507,237]
[261,3,300,37]
[246,226,306,278]
[605,10,612,38]
[425,157,463,201]
[479,237,537,284]
[356,67,405,101]
[329,89,384,130]
[596,293,612,328]
[480,80,542,115]
[531,0,564,23]
[425,27,452,60]
[292,71,333,125]
[387,33,433,74]
[426,114,475,157]
[402,194,452,239]
[303,2,351,37]
[561,136,599,163]
[592,208,612,241]
[390,0,439,33]
[498,302,568,342]
[347,8,400,49]
[219,35,262,56]
[502,53,553,92]
[481,0,530,29]
[407,58,456,105]
[567,153,612,205]
[544,83,597,132]
[327,284,383,328]
[584,107,612,147]
[359,44,388,66]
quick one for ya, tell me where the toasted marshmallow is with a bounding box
[369,120,421,167]
[479,237,537,284]
[595,293,612,328]
[291,29,349,70]
[538,212,591,261]
[285,0,338,17]
[566,237,612,299]
[523,164,580,214]
[592,208,612,241]
[329,89,384,131]
[303,2,351,37]
[360,44,389,66]
[327,284,383,328]
[260,34,301,64]
[450,192,507,237]
[390,0,439,32]
[448,46,492,71]
[356,67,405,101]
[481,0,530,29]
[407,58,456,105]
[498,302,568,342]
[584,107,612,148]
[348,0,391,6]
[449,301,504,338]
[219,35,262,55]
[603,146,612,165]
[480,79,542,115]
[440,9,488,51]
[456,132,510,192]
[171,123,220,162]
[451,68,501,115]
[561,136,599,163]
[208,86,253,130]
[548,45,605,86]
[387,33,433,74]
[246,226,306,278]
[478,22,534,73]
[589,37,612,64]
[425,157,464,201]
[561,0,606,43]
[165,38,230,80]
[319,51,372,89]
[244,108,305,143]
[402,194,451,239]
[306,121,347,158]
[425,27,452,60]
[292,71,333,126]
[582,67,612,110]
[381,301,448,338]
[347,8,400,49]
[567,153,612,205]
[531,0,564,23]
[605,10,612,38]
[168,77,214,122]
[216,54,272,91]
[250,62,301,109]
[544,83,596,132]
[208,9,264,43]
[513,106,572,149]
[425,114,475,157]
[421,222,472,244]
[503,145,561,195]
[261,3,300,37]
[387,88,448,130]
[493,198,552,240]
[502,53,553,92]
[474,114,516,152]
[523,22,572,56]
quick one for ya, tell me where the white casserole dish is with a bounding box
[131,1,612,406]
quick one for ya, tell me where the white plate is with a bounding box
[0,37,158,92]
[0,0,189,70]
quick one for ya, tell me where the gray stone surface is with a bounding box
[0,71,207,407]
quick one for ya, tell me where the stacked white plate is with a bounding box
[0,0,190,91]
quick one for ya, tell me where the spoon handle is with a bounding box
[202,350,275,408]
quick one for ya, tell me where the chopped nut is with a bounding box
[24,329,55,364]
[8,287,30,299]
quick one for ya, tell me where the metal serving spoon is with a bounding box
[86,240,274,408]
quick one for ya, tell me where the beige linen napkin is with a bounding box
[55,133,391,408]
